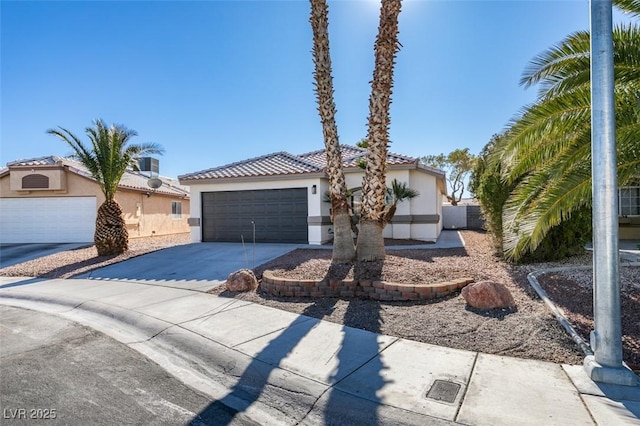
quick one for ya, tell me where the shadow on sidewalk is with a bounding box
[320,296,387,423]
[189,263,388,425]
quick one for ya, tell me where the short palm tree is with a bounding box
[48,119,164,256]
[496,2,640,260]
[309,0,355,263]
[383,179,419,223]
[356,0,403,261]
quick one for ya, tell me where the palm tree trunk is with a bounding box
[356,0,402,262]
[357,220,386,261]
[310,0,355,263]
[94,200,128,256]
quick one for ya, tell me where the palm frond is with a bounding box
[615,0,640,17]
[500,86,592,181]
[48,119,163,201]
[521,24,640,99]
[389,178,419,203]
[520,30,591,98]
[503,165,592,260]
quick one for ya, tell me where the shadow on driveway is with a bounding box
[75,243,306,285]
[0,243,91,269]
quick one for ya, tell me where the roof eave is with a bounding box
[179,171,327,185]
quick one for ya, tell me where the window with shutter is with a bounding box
[22,174,49,189]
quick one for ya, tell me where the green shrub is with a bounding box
[471,134,592,263]
[470,135,510,252]
[518,207,592,263]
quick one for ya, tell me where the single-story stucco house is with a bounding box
[0,155,190,243]
[178,145,446,245]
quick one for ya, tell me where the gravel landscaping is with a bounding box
[1,230,637,368]
[211,231,639,367]
[0,233,192,279]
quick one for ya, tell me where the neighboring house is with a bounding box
[178,145,446,245]
[619,181,640,240]
[0,155,190,244]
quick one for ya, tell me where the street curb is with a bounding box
[527,267,594,356]
[527,262,640,357]
[0,292,320,424]
[0,291,445,425]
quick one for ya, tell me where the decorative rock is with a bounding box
[226,269,258,292]
[461,280,516,310]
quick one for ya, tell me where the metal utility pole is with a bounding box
[584,0,639,386]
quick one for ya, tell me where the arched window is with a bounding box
[22,174,49,189]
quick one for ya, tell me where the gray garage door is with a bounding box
[202,188,308,243]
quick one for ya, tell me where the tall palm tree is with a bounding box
[356,0,403,261]
[48,119,164,256]
[496,3,639,261]
[309,0,355,263]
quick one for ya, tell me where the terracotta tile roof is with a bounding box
[6,155,67,167]
[297,145,417,168]
[117,171,189,197]
[179,145,421,182]
[6,155,189,197]
[178,151,323,181]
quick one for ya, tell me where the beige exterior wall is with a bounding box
[2,170,104,200]
[117,189,190,238]
[619,217,640,240]
[10,167,67,191]
[0,170,189,239]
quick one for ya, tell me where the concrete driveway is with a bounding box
[75,242,307,287]
[0,243,91,269]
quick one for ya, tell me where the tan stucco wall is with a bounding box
[619,217,640,240]
[2,170,104,200]
[117,189,190,238]
[0,170,189,238]
[10,168,67,191]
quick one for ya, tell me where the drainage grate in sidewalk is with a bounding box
[426,380,461,403]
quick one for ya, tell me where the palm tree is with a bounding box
[383,179,419,222]
[495,2,639,261]
[356,0,403,261]
[309,0,356,263]
[48,119,164,256]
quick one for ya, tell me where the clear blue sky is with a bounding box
[0,1,632,179]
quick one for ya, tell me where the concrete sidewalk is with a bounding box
[1,276,638,425]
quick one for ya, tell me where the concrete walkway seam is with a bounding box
[453,352,480,424]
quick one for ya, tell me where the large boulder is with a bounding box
[226,269,258,292]
[461,280,516,310]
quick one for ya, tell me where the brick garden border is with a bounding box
[261,270,473,301]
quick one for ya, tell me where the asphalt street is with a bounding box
[0,305,257,426]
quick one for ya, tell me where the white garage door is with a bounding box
[0,197,96,243]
